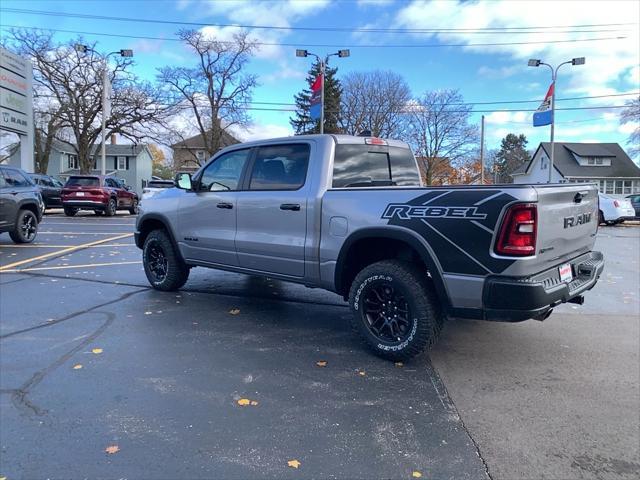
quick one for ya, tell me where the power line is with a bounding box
[0,24,628,48]
[1,8,636,33]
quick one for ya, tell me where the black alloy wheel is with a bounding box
[362,281,413,344]
[145,240,169,283]
[10,210,38,243]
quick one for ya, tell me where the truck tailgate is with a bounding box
[533,183,599,268]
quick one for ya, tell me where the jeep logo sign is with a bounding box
[564,212,592,228]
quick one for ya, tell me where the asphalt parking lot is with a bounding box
[0,212,638,480]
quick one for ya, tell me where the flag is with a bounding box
[309,73,323,121]
[533,83,553,127]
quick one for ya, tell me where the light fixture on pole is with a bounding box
[296,48,350,134]
[75,44,134,175]
[528,56,585,183]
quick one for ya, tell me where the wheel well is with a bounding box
[20,203,39,219]
[337,237,428,296]
[137,218,169,246]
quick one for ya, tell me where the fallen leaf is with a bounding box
[358,370,366,376]
[229,308,241,315]
[92,348,103,354]
[73,364,83,370]
[412,471,422,478]
[250,400,259,406]
[287,459,301,469]
[237,398,251,406]
[316,361,327,367]
[144,311,152,315]
[395,362,404,367]
[105,445,120,454]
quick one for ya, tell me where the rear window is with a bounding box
[66,176,100,187]
[332,144,421,188]
[148,181,174,188]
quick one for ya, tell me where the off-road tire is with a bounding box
[9,209,38,243]
[348,260,444,362]
[142,229,190,291]
[129,199,139,215]
[63,207,77,217]
[105,198,117,217]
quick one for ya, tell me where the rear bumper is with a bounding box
[482,251,604,321]
[62,200,108,209]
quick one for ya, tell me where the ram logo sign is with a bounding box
[564,212,592,228]
[382,204,487,220]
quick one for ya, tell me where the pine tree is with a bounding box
[290,60,342,134]
[494,133,531,183]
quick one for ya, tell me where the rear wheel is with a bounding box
[63,207,78,217]
[128,198,139,215]
[9,209,38,244]
[104,198,117,217]
[348,260,444,362]
[142,229,190,291]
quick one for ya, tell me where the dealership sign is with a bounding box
[0,47,32,136]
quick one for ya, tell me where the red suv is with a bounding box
[61,175,139,216]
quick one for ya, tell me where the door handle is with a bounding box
[280,203,301,211]
[217,202,233,209]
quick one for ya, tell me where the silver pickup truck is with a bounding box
[135,134,604,361]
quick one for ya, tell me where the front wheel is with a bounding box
[348,260,444,362]
[129,199,139,215]
[9,209,38,243]
[142,229,190,291]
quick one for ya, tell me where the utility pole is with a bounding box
[296,48,350,134]
[480,114,485,185]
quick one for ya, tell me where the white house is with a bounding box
[511,142,640,197]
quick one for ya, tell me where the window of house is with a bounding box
[587,158,595,165]
[623,180,632,194]
[605,180,614,194]
[91,156,97,170]
[68,154,79,170]
[598,180,605,192]
[117,156,127,170]
[595,158,603,165]
[540,157,547,170]
[249,144,310,191]
[196,150,206,162]
[615,180,623,194]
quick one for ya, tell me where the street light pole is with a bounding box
[296,49,349,134]
[75,45,133,174]
[529,57,585,183]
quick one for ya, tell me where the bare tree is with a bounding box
[620,96,639,158]
[158,29,257,165]
[340,71,411,138]
[405,89,479,185]
[7,29,170,173]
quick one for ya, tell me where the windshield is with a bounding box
[66,176,100,187]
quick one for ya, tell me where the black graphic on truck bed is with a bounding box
[383,189,518,275]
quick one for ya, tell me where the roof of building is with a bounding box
[511,142,640,178]
[171,130,239,150]
[52,139,148,156]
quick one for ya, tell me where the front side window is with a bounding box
[199,149,250,191]
[2,168,33,187]
[249,144,310,191]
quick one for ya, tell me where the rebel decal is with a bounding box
[383,189,519,275]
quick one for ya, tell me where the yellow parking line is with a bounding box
[0,233,133,271]
[1,260,142,273]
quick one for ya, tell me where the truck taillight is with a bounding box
[495,203,537,257]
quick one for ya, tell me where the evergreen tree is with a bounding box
[290,60,342,134]
[494,133,531,183]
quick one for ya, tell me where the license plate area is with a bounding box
[559,263,573,283]
[76,192,85,196]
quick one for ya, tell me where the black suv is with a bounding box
[29,173,64,209]
[0,165,44,243]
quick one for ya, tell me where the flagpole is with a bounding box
[320,58,325,135]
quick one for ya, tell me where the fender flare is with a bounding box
[334,227,451,309]
[136,213,185,262]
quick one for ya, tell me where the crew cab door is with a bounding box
[177,148,251,266]
[235,143,310,277]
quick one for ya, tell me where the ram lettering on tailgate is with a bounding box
[381,190,518,276]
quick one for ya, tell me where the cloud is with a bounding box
[477,65,520,79]
[230,122,293,142]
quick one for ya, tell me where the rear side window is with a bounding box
[249,144,310,191]
[66,176,100,187]
[332,145,420,188]
[2,168,33,187]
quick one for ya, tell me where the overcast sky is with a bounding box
[2,0,638,156]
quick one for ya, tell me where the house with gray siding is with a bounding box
[6,137,153,195]
[511,142,640,197]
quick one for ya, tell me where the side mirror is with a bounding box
[175,173,193,190]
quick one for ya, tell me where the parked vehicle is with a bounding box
[625,194,640,218]
[598,193,635,225]
[28,173,64,209]
[0,165,44,243]
[136,135,604,361]
[61,175,139,217]
[142,179,175,199]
